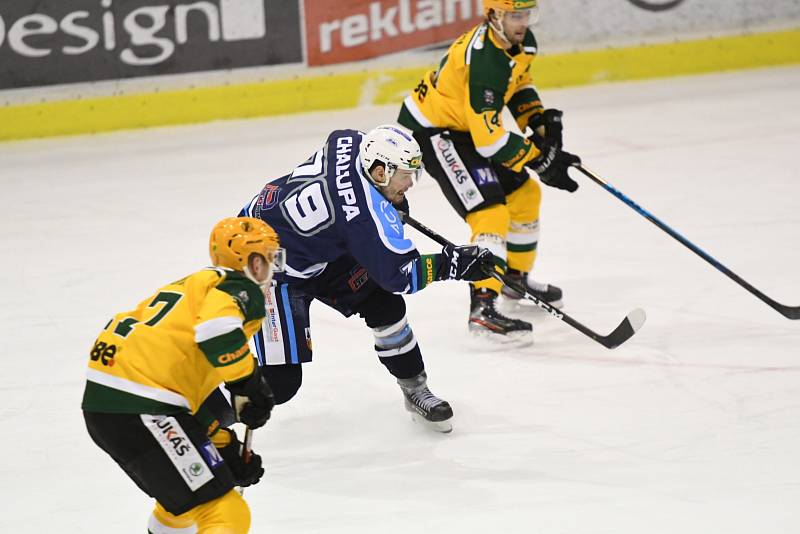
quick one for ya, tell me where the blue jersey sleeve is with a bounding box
[344,169,441,294]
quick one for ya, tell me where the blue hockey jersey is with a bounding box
[241,129,439,294]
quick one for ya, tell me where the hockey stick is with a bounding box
[574,164,800,320]
[399,211,646,349]
[236,426,254,496]
[242,426,253,463]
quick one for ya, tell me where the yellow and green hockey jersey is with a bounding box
[82,268,265,416]
[398,23,544,173]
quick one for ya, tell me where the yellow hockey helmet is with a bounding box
[209,217,283,272]
[483,0,538,16]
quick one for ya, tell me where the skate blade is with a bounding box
[409,412,453,433]
[469,328,534,349]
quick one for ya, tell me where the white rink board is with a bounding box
[536,0,800,51]
[0,66,799,533]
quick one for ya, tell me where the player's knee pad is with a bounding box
[467,205,510,294]
[506,178,541,222]
[193,489,250,534]
[466,204,510,241]
[357,288,407,329]
[260,364,302,405]
[506,180,542,272]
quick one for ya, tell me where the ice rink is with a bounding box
[1,65,799,533]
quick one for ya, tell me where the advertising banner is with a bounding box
[0,0,302,90]
[531,0,800,52]
[304,0,483,67]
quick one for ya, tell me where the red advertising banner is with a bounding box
[304,0,484,66]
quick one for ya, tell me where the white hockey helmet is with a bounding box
[359,124,423,187]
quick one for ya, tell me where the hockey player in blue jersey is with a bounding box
[238,124,493,432]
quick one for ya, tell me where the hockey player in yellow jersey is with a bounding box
[82,216,285,534]
[398,0,581,342]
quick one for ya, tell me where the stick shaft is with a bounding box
[575,164,799,320]
[400,211,644,348]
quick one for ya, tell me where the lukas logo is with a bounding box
[155,418,191,457]
[436,138,468,184]
[0,0,267,66]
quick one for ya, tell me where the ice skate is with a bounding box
[398,371,453,433]
[501,269,564,309]
[469,287,533,345]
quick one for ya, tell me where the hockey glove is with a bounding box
[528,108,564,148]
[526,133,581,193]
[226,366,275,429]
[538,150,581,193]
[438,245,494,282]
[214,428,265,488]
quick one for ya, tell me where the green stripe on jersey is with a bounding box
[198,328,249,366]
[491,134,532,167]
[81,381,186,415]
[398,104,424,132]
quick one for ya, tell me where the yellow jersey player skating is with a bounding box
[398,0,581,343]
[82,217,285,534]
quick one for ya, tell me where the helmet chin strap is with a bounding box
[487,10,513,48]
[364,161,395,187]
[244,264,273,292]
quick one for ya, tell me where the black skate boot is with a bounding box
[501,269,564,309]
[398,371,453,433]
[469,287,533,343]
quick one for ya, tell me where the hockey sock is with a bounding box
[373,317,424,379]
[506,179,541,272]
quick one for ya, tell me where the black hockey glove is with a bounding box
[526,135,581,193]
[226,366,275,429]
[539,150,581,193]
[437,245,494,282]
[528,108,564,148]
[215,428,265,488]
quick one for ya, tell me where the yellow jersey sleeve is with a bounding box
[195,275,265,383]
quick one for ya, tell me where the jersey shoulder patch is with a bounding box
[216,271,266,322]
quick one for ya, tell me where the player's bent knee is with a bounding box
[507,179,541,221]
[358,289,407,328]
[194,489,251,534]
[466,204,511,239]
[261,364,302,405]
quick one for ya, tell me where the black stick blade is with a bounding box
[775,303,800,320]
[600,308,647,349]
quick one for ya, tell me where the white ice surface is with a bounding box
[1,66,799,534]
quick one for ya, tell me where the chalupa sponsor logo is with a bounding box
[625,0,687,11]
[0,0,267,66]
